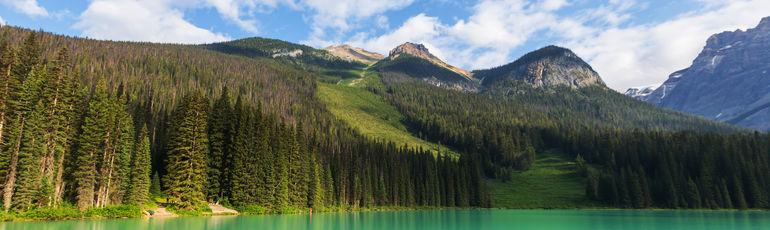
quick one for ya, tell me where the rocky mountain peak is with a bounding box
[322,44,384,64]
[389,42,437,60]
[387,42,473,79]
[475,45,605,89]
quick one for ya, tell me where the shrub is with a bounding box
[85,205,142,218]
[20,203,82,220]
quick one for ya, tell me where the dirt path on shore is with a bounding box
[147,206,178,217]
[209,204,239,214]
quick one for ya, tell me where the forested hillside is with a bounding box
[0,26,487,218]
[376,61,769,209]
[0,23,768,219]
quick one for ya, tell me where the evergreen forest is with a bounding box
[0,24,768,220]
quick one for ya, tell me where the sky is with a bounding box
[0,0,768,92]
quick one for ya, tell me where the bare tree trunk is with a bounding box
[95,129,112,208]
[102,154,115,207]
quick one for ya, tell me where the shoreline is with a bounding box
[3,205,767,223]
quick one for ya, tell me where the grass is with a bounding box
[487,149,605,209]
[318,75,457,156]
[0,203,144,221]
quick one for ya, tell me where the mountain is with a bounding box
[374,42,479,92]
[322,44,384,65]
[389,42,473,79]
[474,46,604,89]
[624,85,659,100]
[634,16,770,131]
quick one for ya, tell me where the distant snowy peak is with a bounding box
[624,85,659,99]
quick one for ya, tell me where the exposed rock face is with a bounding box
[637,16,770,131]
[389,42,473,80]
[322,44,384,64]
[475,46,604,89]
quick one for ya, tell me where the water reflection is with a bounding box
[0,209,768,230]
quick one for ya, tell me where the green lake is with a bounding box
[1,209,768,230]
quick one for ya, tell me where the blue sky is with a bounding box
[1,0,768,91]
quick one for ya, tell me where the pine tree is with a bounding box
[288,124,307,207]
[39,47,73,207]
[74,78,111,211]
[1,34,42,212]
[207,87,232,200]
[103,98,134,206]
[126,126,151,205]
[11,101,47,210]
[272,123,290,208]
[254,104,275,207]
[228,101,253,206]
[307,149,324,208]
[164,92,209,210]
[686,178,702,209]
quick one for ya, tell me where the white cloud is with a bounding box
[75,0,230,44]
[0,16,5,25]
[1,0,49,17]
[375,15,389,29]
[301,0,414,46]
[302,0,413,31]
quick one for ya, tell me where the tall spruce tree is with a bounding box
[11,100,47,211]
[73,78,111,211]
[164,92,209,210]
[207,87,232,200]
[126,125,151,205]
[288,124,307,207]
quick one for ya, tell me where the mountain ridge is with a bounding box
[628,16,770,131]
[474,45,605,89]
[388,42,474,80]
[322,44,384,64]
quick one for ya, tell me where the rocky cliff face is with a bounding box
[474,46,604,89]
[322,44,384,64]
[634,16,770,131]
[389,42,473,80]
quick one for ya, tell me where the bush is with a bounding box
[275,206,303,214]
[85,205,142,218]
[19,203,82,220]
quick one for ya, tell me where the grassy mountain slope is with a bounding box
[318,83,456,155]
[487,150,603,209]
[317,67,457,156]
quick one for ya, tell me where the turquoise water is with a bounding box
[1,209,769,230]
